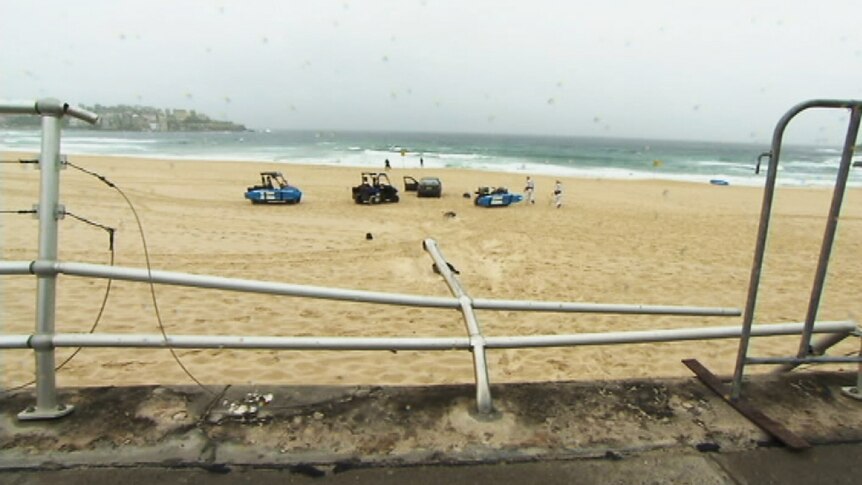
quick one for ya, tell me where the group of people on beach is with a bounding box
[383,158,563,208]
[385,157,424,171]
[524,176,564,208]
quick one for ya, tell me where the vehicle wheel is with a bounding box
[391,195,399,203]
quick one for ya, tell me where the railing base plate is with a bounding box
[841,386,862,401]
[17,403,74,421]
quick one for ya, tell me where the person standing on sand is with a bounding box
[420,157,424,168]
[385,159,391,170]
[553,180,563,208]
[524,176,535,205]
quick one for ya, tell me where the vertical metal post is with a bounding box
[730,114,788,399]
[17,113,73,420]
[841,329,862,401]
[798,107,861,358]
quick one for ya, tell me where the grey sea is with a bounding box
[2,129,859,187]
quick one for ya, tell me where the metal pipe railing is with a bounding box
[0,334,470,351]
[484,321,857,349]
[748,356,862,365]
[1,98,99,421]
[422,239,493,414]
[0,321,853,352]
[42,261,462,309]
[0,99,99,124]
[731,99,862,399]
[471,299,740,317]
[0,261,742,317]
[31,115,65,419]
[798,106,862,357]
[773,331,854,373]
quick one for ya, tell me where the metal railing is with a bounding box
[731,100,862,400]
[1,98,859,421]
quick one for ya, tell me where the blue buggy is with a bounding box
[245,171,302,204]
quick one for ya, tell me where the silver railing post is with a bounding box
[423,239,494,416]
[798,106,861,358]
[0,98,99,420]
[841,327,862,401]
[731,100,862,399]
[19,105,72,419]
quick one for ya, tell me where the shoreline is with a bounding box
[2,153,860,389]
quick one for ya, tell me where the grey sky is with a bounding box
[2,0,861,144]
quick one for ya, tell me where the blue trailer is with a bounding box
[474,186,523,207]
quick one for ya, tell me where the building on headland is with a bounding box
[0,104,247,132]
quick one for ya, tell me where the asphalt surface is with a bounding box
[2,442,861,485]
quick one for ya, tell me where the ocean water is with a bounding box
[1,129,860,188]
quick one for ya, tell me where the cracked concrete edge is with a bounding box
[0,431,209,470]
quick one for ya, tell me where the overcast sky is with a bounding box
[2,0,861,144]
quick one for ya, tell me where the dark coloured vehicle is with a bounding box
[403,176,442,197]
[352,172,400,204]
[418,177,442,197]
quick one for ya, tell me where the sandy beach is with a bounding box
[1,154,860,389]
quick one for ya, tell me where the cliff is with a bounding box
[0,104,247,132]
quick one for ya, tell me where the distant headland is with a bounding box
[0,104,247,132]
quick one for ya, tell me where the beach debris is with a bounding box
[224,391,274,423]
[443,211,457,219]
[696,442,721,453]
[462,192,471,198]
[604,450,623,461]
[366,232,374,240]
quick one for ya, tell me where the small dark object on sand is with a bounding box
[696,442,721,453]
[443,211,457,219]
[366,232,373,240]
[462,192,471,198]
[604,450,624,461]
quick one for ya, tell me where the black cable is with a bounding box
[2,207,116,393]
[2,247,115,393]
[66,161,215,395]
[0,210,37,215]
[64,211,115,250]
[0,159,38,164]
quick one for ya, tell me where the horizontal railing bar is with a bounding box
[747,356,861,365]
[0,262,33,275]
[0,322,855,352]
[482,321,857,349]
[0,100,40,116]
[51,261,462,309]
[0,99,99,124]
[2,260,740,316]
[0,334,471,351]
[472,299,740,317]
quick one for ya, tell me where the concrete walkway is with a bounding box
[2,371,860,483]
[2,443,860,484]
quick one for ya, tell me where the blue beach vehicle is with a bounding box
[473,186,523,207]
[245,171,302,204]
